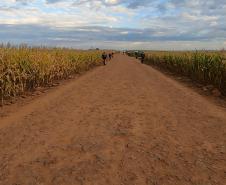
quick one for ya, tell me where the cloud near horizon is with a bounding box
[0,0,226,50]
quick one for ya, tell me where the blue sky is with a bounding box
[0,0,226,50]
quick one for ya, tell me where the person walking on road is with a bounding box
[141,52,145,64]
[102,52,107,65]
[108,53,112,60]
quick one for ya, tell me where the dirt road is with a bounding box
[0,54,226,185]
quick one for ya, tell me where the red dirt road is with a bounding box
[0,54,226,185]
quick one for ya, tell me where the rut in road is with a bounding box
[0,54,226,185]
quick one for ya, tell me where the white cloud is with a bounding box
[105,0,119,5]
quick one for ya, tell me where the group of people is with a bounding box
[101,52,114,65]
[102,51,145,65]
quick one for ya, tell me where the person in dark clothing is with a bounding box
[102,52,107,65]
[141,52,145,64]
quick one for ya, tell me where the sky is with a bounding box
[0,0,226,50]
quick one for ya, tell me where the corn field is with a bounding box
[144,51,226,95]
[0,46,102,105]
